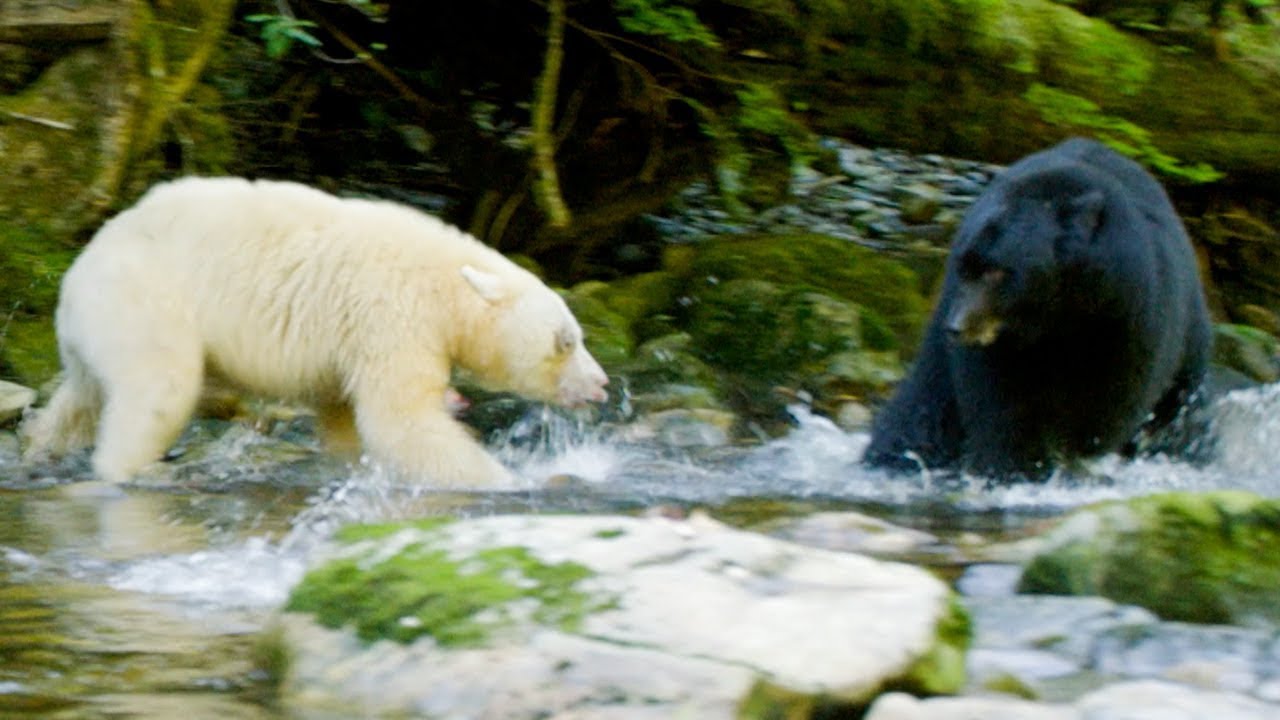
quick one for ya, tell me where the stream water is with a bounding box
[2,384,1280,719]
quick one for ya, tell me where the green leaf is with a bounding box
[613,0,720,47]
[244,13,321,59]
[1024,83,1224,184]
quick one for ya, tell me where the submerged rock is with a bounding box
[268,512,968,718]
[0,379,36,425]
[867,680,1278,720]
[1016,491,1280,626]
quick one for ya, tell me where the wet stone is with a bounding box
[0,380,36,425]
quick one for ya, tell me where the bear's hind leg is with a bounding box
[21,348,102,460]
[90,340,204,484]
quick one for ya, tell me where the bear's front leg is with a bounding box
[352,382,517,489]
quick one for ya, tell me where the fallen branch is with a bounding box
[2,110,76,131]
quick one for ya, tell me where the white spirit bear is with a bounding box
[23,177,609,487]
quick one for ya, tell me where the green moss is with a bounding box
[286,528,616,647]
[331,516,455,544]
[562,290,635,368]
[0,43,143,241]
[983,672,1039,699]
[1,322,54,386]
[594,271,683,329]
[593,528,627,539]
[249,624,291,690]
[808,0,1151,92]
[689,282,862,383]
[735,680,820,719]
[895,594,971,695]
[677,234,927,354]
[655,234,923,422]
[1019,491,1280,624]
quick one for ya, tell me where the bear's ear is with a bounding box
[461,265,506,303]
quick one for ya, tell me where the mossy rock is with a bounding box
[286,518,615,647]
[1018,491,1280,625]
[671,234,927,354]
[0,317,60,385]
[594,271,683,329]
[1213,323,1280,384]
[619,332,734,419]
[273,514,966,716]
[691,281,863,375]
[561,289,635,369]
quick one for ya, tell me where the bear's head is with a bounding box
[946,168,1110,348]
[458,265,609,407]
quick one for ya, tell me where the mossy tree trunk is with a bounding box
[531,0,572,230]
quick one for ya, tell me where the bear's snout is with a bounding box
[558,348,609,406]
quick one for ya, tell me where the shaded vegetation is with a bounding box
[3,0,1280,384]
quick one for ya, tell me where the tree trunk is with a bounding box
[530,0,572,229]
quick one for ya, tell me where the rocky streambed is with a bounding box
[2,139,1280,719]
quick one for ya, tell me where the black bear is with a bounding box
[863,138,1211,481]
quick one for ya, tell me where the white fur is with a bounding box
[22,177,608,487]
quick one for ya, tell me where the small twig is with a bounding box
[2,110,76,131]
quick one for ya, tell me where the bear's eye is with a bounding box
[554,327,576,356]
[958,252,987,280]
[981,268,1006,286]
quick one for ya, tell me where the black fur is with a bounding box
[863,138,1211,481]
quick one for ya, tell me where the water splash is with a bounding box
[109,534,307,609]
[88,382,1280,611]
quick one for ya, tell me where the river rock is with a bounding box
[0,379,36,425]
[269,512,968,718]
[894,182,944,225]
[760,510,943,559]
[866,680,1278,720]
[1016,491,1280,625]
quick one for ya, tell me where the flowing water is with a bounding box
[2,385,1280,718]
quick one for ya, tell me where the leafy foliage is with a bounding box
[612,0,720,47]
[734,83,817,168]
[244,14,322,59]
[1024,82,1224,182]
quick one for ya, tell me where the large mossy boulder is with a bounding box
[1017,491,1280,625]
[670,234,922,421]
[671,233,927,354]
[267,513,969,718]
[556,235,925,428]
